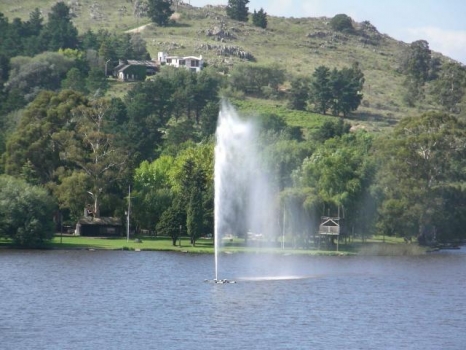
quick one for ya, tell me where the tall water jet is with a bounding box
[214,102,279,281]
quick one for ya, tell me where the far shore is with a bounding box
[0,235,432,256]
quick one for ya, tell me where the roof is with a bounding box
[77,217,122,226]
[127,60,158,67]
[165,55,202,60]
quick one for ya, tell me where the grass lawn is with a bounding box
[1,234,426,255]
[15,234,423,255]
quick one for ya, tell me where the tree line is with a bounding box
[1,2,466,248]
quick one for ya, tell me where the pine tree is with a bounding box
[147,0,174,27]
[39,2,79,51]
[226,0,249,22]
[252,8,267,29]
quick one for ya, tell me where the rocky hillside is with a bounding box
[0,0,458,129]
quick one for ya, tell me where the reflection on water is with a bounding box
[0,249,465,350]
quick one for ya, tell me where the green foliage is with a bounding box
[288,76,310,111]
[229,63,285,98]
[60,98,129,217]
[4,90,88,183]
[133,156,175,232]
[0,175,56,247]
[400,40,431,105]
[330,14,354,33]
[156,198,186,245]
[39,2,78,51]
[312,118,351,142]
[309,63,364,116]
[147,0,174,27]
[375,112,466,241]
[6,52,75,103]
[61,67,88,94]
[294,131,375,233]
[310,66,332,114]
[226,0,249,22]
[252,8,267,29]
[329,63,364,116]
[431,62,466,113]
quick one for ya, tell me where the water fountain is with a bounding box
[209,102,279,283]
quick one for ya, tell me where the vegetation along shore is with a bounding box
[0,1,465,252]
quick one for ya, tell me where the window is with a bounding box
[179,60,186,66]
[191,60,199,67]
[167,58,172,64]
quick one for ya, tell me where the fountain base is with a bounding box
[204,279,236,284]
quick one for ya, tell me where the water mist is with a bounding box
[214,102,278,282]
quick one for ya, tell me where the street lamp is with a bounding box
[126,185,131,242]
[105,59,111,77]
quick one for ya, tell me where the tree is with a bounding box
[375,112,466,242]
[156,198,186,245]
[295,131,375,236]
[312,118,351,143]
[23,8,44,56]
[4,90,88,183]
[330,14,354,33]
[63,98,129,217]
[288,76,310,111]
[61,67,88,94]
[85,66,109,96]
[39,2,79,51]
[133,156,175,232]
[310,66,332,114]
[401,40,431,105]
[226,0,249,22]
[0,175,56,247]
[252,8,267,28]
[329,63,364,116]
[229,63,285,98]
[147,0,174,27]
[6,52,75,103]
[186,166,206,245]
[431,62,466,113]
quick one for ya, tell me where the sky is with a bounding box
[189,0,466,64]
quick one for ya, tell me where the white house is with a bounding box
[157,52,204,72]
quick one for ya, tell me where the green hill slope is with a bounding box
[0,1,456,130]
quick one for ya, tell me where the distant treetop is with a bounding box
[226,0,249,22]
[330,14,354,33]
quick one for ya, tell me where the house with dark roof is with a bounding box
[113,59,159,81]
[75,217,123,237]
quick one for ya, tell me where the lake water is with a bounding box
[1,248,465,350]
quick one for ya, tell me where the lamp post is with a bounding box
[126,185,131,242]
[105,59,111,77]
[179,225,182,247]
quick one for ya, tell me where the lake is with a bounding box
[1,248,465,350]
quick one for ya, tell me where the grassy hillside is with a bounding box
[0,0,452,130]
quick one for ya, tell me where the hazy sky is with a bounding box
[189,0,466,64]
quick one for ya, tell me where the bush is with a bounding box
[330,14,354,33]
[0,175,56,247]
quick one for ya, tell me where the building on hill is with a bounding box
[157,52,204,72]
[113,59,159,81]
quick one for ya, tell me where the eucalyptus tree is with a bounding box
[375,112,466,242]
[294,131,375,235]
[63,98,129,217]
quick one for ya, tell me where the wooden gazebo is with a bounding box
[318,217,341,251]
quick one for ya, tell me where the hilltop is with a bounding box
[0,0,459,130]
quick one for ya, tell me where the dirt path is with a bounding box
[125,23,151,34]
